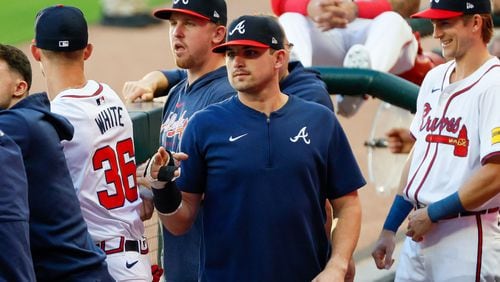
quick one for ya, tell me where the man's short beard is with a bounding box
[175,57,195,69]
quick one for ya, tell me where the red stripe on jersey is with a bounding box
[439,63,455,92]
[409,64,500,204]
[413,143,440,205]
[59,83,104,98]
[474,215,483,282]
[404,141,432,204]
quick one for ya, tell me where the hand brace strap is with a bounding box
[152,181,182,215]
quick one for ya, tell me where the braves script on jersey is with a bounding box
[405,58,500,209]
[51,80,144,242]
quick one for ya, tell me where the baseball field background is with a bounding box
[0,0,165,44]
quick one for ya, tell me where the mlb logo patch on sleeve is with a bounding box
[491,127,500,144]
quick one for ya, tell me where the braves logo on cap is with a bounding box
[229,20,246,36]
[173,0,189,4]
[212,15,285,53]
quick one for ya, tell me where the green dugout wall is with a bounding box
[127,101,164,164]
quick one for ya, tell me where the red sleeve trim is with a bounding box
[356,0,392,19]
[271,0,309,16]
[481,151,500,165]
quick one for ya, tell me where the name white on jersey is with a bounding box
[95,106,125,134]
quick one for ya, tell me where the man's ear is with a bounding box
[213,26,227,45]
[13,79,28,100]
[83,44,93,61]
[275,49,286,70]
[472,14,481,32]
[31,44,41,61]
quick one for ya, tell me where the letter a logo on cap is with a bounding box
[466,2,474,9]
[230,20,246,35]
[213,10,220,18]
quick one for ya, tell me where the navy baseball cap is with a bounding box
[34,5,88,52]
[153,0,227,25]
[411,0,491,19]
[212,15,285,53]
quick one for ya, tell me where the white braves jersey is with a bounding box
[405,57,500,210]
[51,80,144,242]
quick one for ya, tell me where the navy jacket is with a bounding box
[0,93,112,282]
[0,130,35,282]
[281,61,334,111]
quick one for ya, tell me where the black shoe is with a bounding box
[100,13,162,28]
